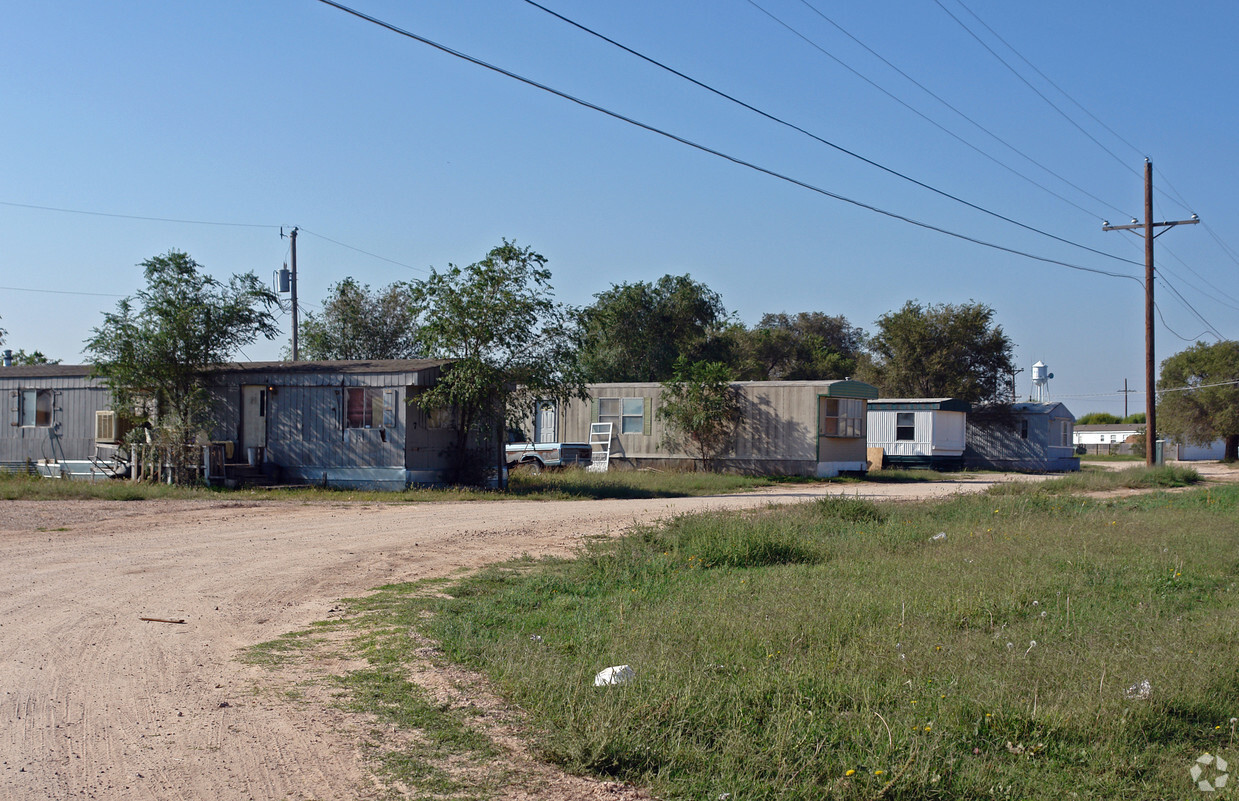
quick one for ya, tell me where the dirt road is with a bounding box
[0,472,1163,800]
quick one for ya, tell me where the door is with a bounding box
[535,401,557,443]
[241,385,267,451]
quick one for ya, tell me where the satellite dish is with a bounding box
[1048,373,1054,380]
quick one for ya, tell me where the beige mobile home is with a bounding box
[533,380,878,476]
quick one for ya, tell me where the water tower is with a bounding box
[1031,361,1053,402]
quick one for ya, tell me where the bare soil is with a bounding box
[0,468,1224,800]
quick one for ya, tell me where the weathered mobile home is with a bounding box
[867,398,970,470]
[2,365,114,475]
[202,359,477,489]
[964,402,1079,472]
[4,359,488,488]
[534,380,878,477]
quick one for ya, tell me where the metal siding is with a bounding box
[0,377,112,463]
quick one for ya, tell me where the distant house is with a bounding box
[3,359,493,489]
[965,402,1079,472]
[1073,424,1142,455]
[867,398,970,470]
[530,380,879,477]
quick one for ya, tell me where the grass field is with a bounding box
[0,466,796,502]
[328,476,1239,800]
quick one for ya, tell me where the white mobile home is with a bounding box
[867,398,970,470]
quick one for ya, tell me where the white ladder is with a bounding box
[587,422,613,472]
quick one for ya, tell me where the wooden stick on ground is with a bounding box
[139,617,186,624]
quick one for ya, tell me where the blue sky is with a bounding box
[2,0,1236,415]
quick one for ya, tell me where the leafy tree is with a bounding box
[575,274,733,382]
[1157,340,1239,461]
[8,349,60,365]
[862,301,1015,405]
[736,311,864,380]
[658,357,741,470]
[299,277,420,360]
[409,240,582,484]
[85,250,279,482]
[1123,413,1146,424]
[1076,412,1123,425]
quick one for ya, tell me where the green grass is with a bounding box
[987,465,1200,496]
[0,466,792,502]
[245,587,500,800]
[357,485,1239,800]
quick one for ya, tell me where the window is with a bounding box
[895,412,915,441]
[345,388,384,429]
[1059,420,1072,447]
[19,389,53,427]
[1019,419,1029,440]
[427,406,457,430]
[820,397,865,438]
[599,397,648,435]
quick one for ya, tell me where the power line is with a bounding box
[520,0,1141,269]
[789,0,1135,222]
[951,1,1145,159]
[745,0,1131,222]
[1156,273,1224,341]
[1057,378,1239,400]
[949,0,1197,219]
[314,0,1141,284]
[298,228,429,273]
[932,0,1137,178]
[0,200,279,229]
[0,285,126,298]
[0,200,426,278]
[1157,245,1239,312]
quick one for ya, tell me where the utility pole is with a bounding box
[284,227,300,362]
[1117,378,1136,419]
[1009,366,1024,402]
[1102,160,1198,466]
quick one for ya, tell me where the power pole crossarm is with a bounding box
[1101,160,1199,466]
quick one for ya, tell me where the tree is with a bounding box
[1076,412,1123,425]
[85,250,279,482]
[1157,340,1239,461]
[574,274,733,382]
[8,350,60,365]
[658,357,741,470]
[736,312,864,380]
[862,301,1015,405]
[299,278,420,360]
[409,240,583,484]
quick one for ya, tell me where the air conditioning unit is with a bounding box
[96,410,120,444]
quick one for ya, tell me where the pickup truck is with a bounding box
[505,431,592,473]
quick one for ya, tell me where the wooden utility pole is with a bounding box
[289,227,300,361]
[1102,160,1198,465]
[1117,378,1137,419]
